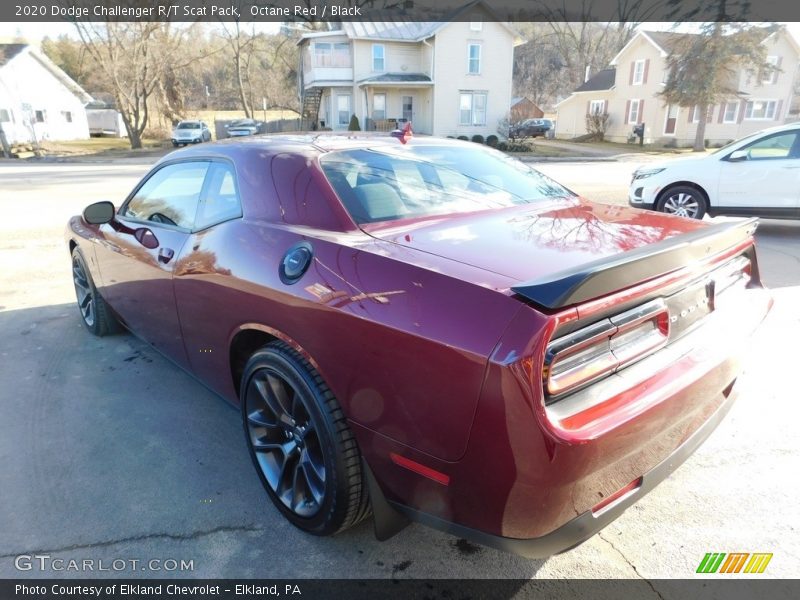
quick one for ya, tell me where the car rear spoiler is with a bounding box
[511,217,759,310]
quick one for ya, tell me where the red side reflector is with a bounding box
[389,452,450,485]
[591,477,642,515]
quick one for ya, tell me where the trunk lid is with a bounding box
[364,198,706,284]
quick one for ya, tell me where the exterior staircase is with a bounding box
[301,88,323,131]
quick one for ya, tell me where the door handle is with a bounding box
[782,165,800,169]
[158,248,175,264]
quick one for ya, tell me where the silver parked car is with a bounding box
[226,119,263,137]
[171,121,212,146]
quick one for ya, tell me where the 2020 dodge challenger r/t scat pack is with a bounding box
[66,135,771,557]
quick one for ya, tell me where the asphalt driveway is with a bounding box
[0,159,797,583]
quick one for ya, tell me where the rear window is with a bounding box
[319,145,573,224]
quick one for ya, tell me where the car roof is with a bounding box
[157,133,498,167]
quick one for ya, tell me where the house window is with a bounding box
[337,94,351,126]
[372,93,386,120]
[372,44,385,71]
[314,42,349,67]
[470,22,483,31]
[0,109,10,123]
[632,60,645,85]
[691,105,701,123]
[744,99,777,120]
[762,55,779,84]
[34,110,45,123]
[627,99,641,124]
[314,43,331,66]
[589,100,605,115]
[459,92,487,126]
[467,43,481,74]
[723,101,738,123]
[62,111,73,123]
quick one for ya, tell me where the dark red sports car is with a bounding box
[66,134,771,557]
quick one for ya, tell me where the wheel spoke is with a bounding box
[275,448,299,501]
[255,374,294,428]
[252,438,296,455]
[291,460,306,511]
[247,408,278,429]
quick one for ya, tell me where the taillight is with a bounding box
[545,299,670,398]
[544,253,753,400]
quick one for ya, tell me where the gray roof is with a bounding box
[358,73,433,84]
[574,68,616,92]
[307,1,520,44]
[341,21,441,41]
[0,43,26,67]
[643,26,777,55]
[643,31,697,54]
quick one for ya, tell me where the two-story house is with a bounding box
[555,28,800,146]
[297,0,521,137]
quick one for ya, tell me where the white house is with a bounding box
[0,43,92,145]
[297,0,522,138]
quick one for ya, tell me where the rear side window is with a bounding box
[741,131,799,160]
[195,162,242,230]
[122,161,209,229]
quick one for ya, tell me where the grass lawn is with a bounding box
[39,137,169,158]
[567,139,710,156]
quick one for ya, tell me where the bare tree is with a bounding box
[73,21,197,148]
[219,19,257,118]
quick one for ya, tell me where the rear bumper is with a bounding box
[392,382,738,558]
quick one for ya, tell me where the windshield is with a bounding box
[320,145,574,224]
[177,122,200,129]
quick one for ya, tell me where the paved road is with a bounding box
[1,159,798,584]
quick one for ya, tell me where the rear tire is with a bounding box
[241,341,371,535]
[656,185,707,219]
[71,247,120,336]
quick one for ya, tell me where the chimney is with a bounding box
[585,65,591,83]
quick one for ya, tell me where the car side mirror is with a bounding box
[134,227,159,249]
[728,150,749,162]
[82,201,116,225]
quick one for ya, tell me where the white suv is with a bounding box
[629,123,800,219]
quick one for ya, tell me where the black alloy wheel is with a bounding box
[241,342,371,535]
[71,248,119,336]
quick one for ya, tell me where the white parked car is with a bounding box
[629,123,800,219]
[171,120,212,146]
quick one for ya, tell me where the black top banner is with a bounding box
[2,0,798,23]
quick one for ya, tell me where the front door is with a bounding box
[336,93,351,129]
[402,95,414,123]
[717,129,800,216]
[94,160,210,367]
[664,104,678,135]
